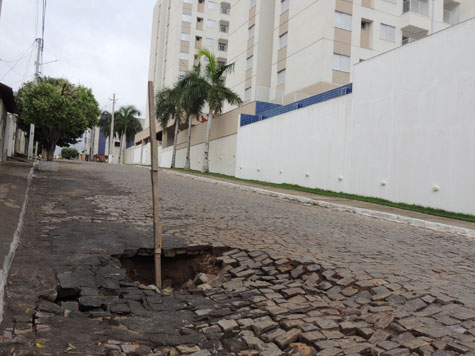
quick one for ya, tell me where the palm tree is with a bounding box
[155,86,183,169]
[114,105,142,164]
[176,65,208,171]
[197,48,242,173]
[97,111,113,139]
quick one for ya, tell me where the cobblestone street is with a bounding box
[0,161,474,355]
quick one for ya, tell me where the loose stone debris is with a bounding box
[1,246,474,355]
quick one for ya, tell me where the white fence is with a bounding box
[235,20,475,215]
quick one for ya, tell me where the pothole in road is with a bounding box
[119,246,229,291]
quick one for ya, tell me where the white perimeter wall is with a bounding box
[159,134,237,176]
[126,135,237,176]
[236,19,475,215]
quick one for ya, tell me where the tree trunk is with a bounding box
[202,113,213,173]
[120,133,126,164]
[185,115,192,171]
[171,118,180,169]
[46,141,55,161]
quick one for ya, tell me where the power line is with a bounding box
[0,41,36,81]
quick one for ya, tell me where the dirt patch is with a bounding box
[119,246,227,290]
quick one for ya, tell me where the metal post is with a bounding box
[109,94,117,163]
[148,81,162,289]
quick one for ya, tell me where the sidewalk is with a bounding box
[0,161,32,274]
[165,169,475,233]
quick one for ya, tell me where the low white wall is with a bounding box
[236,95,352,187]
[159,134,237,176]
[236,20,475,215]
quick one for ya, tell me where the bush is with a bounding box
[61,147,79,160]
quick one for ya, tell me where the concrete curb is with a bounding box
[0,165,34,324]
[164,169,475,240]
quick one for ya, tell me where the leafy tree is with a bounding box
[16,77,100,161]
[114,105,142,164]
[197,49,242,173]
[61,147,79,160]
[155,86,183,169]
[176,66,208,171]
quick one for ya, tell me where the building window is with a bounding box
[207,19,216,28]
[184,0,192,3]
[178,71,186,77]
[250,0,256,8]
[247,56,253,70]
[382,0,396,3]
[245,87,251,101]
[179,52,189,60]
[279,32,288,49]
[281,0,289,14]
[249,25,255,38]
[218,42,227,52]
[182,14,192,22]
[380,23,395,42]
[208,1,218,9]
[221,3,231,15]
[335,12,352,31]
[220,23,229,33]
[333,54,350,72]
[277,69,286,85]
[181,33,191,41]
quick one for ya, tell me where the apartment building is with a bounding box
[146,0,232,128]
[226,0,475,105]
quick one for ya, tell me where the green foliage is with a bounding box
[61,147,79,160]
[115,105,142,142]
[196,48,242,115]
[97,111,113,139]
[16,77,100,160]
[155,87,183,131]
[176,65,208,119]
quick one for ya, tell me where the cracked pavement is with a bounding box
[0,161,473,355]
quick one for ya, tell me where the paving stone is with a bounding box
[306,265,321,273]
[400,337,429,351]
[368,330,388,344]
[218,319,238,332]
[378,341,400,351]
[398,317,424,330]
[316,319,338,329]
[261,328,286,343]
[404,298,427,312]
[282,288,305,298]
[371,286,392,300]
[321,330,344,339]
[290,266,306,279]
[315,347,342,356]
[375,314,394,329]
[252,316,278,336]
[300,330,325,343]
[275,328,301,349]
[381,349,410,356]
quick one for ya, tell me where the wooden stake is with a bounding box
[148,81,162,289]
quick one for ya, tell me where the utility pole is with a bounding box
[109,94,117,164]
[28,38,43,160]
[148,81,162,289]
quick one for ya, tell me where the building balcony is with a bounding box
[402,37,417,46]
[403,0,429,17]
[401,2,430,37]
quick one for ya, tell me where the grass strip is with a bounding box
[169,168,475,223]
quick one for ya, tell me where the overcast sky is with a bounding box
[0,0,155,116]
